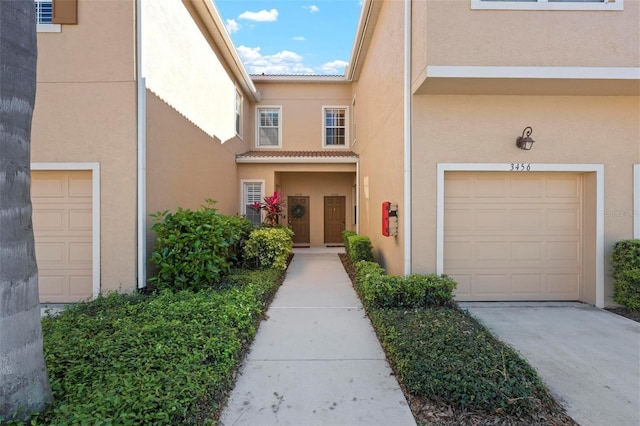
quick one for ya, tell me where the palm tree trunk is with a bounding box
[0,0,52,419]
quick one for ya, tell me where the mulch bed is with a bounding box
[605,307,640,323]
[338,253,577,426]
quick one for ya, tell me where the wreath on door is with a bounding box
[291,204,305,219]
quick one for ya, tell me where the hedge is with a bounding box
[611,239,640,310]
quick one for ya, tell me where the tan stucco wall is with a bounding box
[142,0,243,143]
[417,1,639,69]
[254,83,353,151]
[33,0,137,293]
[411,95,640,306]
[351,1,405,274]
[146,91,250,276]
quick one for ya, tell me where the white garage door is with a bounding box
[444,172,582,301]
[32,170,93,303]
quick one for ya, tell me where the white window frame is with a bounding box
[255,106,282,148]
[235,90,242,138]
[471,0,623,11]
[322,106,349,149]
[35,0,61,32]
[241,179,265,226]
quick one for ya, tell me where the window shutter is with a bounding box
[52,0,77,24]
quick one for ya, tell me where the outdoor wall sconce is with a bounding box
[516,126,535,150]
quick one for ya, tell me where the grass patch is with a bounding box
[21,268,283,425]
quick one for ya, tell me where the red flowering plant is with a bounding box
[250,191,286,227]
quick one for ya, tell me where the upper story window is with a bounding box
[35,0,53,23]
[471,0,623,10]
[256,106,282,148]
[235,90,242,137]
[323,106,349,148]
[36,0,78,32]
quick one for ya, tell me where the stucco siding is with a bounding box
[423,1,639,68]
[36,0,135,83]
[142,0,242,143]
[411,94,640,306]
[253,83,353,151]
[351,1,405,274]
[32,82,137,294]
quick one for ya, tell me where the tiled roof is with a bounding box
[250,74,345,78]
[236,151,359,164]
[237,150,358,158]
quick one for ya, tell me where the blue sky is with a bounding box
[215,0,363,75]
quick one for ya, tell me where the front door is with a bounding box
[288,196,310,245]
[324,196,345,244]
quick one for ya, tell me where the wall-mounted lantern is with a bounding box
[516,126,535,150]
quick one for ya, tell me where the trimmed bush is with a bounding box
[149,201,253,291]
[342,230,357,249]
[370,308,551,415]
[347,234,374,262]
[611,239,640,310]
[354,261,456,309]
[243,226,294,271]
[27,268,284,425]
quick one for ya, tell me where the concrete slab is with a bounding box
[219,360,415,426]
[247,307,386,361]
[461,302,640,426]
[219,252,416,426]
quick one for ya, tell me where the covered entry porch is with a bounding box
[236,152,358,247]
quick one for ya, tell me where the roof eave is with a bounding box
[346,0,383,82]
[187,0,262,102]
[236,157,359,164]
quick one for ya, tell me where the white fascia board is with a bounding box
[427,66,640,80]
[236,157,359,164]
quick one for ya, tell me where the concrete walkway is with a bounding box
[219,248,416,426]
[461,302,640,426]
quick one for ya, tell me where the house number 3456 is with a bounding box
[510,163,531,171]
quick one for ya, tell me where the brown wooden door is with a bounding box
[288,196,310,245]
[324,196,345,244]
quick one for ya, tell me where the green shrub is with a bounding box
[148,201,252,292]
[347,235,374,262]
[243,226,293,270]
[354,261,456,309]
[25,269,284,425]
[611,240,640,310]
[342,230,357,249]
[371,308,551,415]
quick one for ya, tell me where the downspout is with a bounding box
[403,0,412,275]
[136,0,147,289]
[356,159,360,235]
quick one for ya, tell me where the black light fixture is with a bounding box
[516,126,535,150]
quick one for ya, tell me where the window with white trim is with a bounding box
[471,0,622,10]
[243,181,263,226]
[235,90,242,137]
[256,107,281,147]
[323,106,348,148]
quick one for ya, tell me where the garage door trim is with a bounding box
[436,163,604,307]
[32,162,100,299]
[634,164,640,239]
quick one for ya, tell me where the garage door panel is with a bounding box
[445,172,582,301]
[32,170,93,303]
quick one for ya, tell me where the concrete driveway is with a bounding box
[461,302,640,426]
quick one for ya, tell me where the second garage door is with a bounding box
[444,171,582,301]
[32,170,93,303]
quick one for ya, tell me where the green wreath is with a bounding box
[291,204,305,219]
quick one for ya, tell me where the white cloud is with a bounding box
[304,5,320,13]
[237,45,315,75]
[320,60,349,75]
[292,36,306,41]
[225,19,240,34]
[238,9,278,22]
